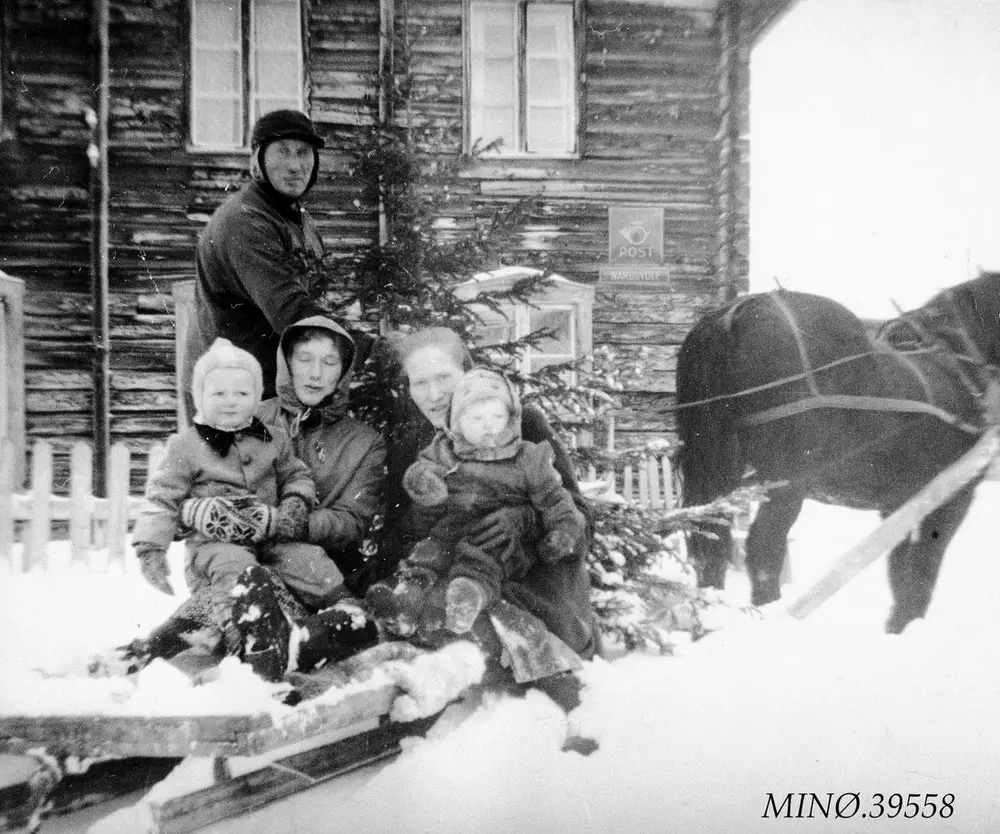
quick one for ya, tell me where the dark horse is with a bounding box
[676,272,1000,633]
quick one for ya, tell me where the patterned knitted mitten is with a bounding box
[180,495,277,544]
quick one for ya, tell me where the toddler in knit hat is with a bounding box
[132,339,316,670]
[367,368,586,637]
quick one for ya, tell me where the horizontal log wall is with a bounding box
[1,0,380,489]
[401,0,742,449]
[1,0,752,480]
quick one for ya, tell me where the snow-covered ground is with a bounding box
[4,484,1000,833]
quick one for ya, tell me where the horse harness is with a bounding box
[683,290,989,436]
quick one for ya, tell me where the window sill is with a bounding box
[470,151,581,161]
[185,144,252,155]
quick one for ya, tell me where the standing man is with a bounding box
[182,109,329,418]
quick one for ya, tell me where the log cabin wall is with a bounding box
[0,0,380,490]
[399,0,751,449]
[0,0,761,485]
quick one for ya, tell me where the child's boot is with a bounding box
[230,564,293,682]
[365,570,433,637]
[445,576,487,634]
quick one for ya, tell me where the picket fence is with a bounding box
[0,437,674,574]
[582,454,676,510]
[0,438,166,573]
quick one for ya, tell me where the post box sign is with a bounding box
[599,205,673,287]
[608,206,663,265]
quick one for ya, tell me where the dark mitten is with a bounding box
[275,495,310,542]
[538,527,580,563]
[466,506,538,553]
[402,460,449,507]
[180,495,277,544]
[135,545,173,596]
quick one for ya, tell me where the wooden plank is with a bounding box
[68,442,93,569]
[661,455,675,509]
[788,427,1000,620]
[647,455,661,509]
[10,494,152,522]
[0,682,398,760]
[0,714,269,760]
[27,440,53,572]
[106,443,130,567]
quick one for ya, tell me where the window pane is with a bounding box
[526,58,565,101]
[194,0,240,44]
[528,307,573,354]
[527,108,570,151]
[483,21,516,55]
[471,106,515,151]
[527,19,561,53]
[256,2,299,47]
[483,58,516,104]
[253,97,300,123]
[527,4,573,52]
[472,3,515,49]
[255,51,300,95]
[477,320,516,347]
[194,98,241,146]
[195,49,242,93]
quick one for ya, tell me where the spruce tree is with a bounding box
[292,0,757,652]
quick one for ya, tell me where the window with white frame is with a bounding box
[479,304,578,377]
[190,0,303,148]
[467,0,578,156]
[454,269,593,389]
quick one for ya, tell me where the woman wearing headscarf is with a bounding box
[124,317,385,681]
[372,327,600,689]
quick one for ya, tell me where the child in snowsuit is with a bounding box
[132,338,316,656]
[367,368,586,636]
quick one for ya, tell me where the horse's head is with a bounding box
[920,272,1000,369]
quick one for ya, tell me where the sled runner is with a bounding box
[0,641,482,833]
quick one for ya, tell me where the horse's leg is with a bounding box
[745,487,805,606]
[885,484,977,634]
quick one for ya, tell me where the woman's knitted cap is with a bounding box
[191,338,264,421]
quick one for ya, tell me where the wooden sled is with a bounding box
[0,642,469,833]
